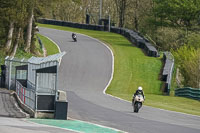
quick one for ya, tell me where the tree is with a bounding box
[25,0,54,53]
[10,0,27,57]
[1,0,17,52]
[114,0,127,27]
[153,0,200,32]
[173,45,200,88]
[24,0,35,53]
[5,22,14,52]
[125,0,154,31]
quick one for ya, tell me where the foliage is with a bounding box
[114,0,127,27]
[153,0,200,28]
[0,0,54,57]
[37,34,59,56]
[172,45,200,88]
[153,27,186,50]
[187,33,200,49]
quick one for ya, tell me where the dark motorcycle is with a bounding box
[72,33,77,42]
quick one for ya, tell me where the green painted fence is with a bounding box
[175,87,200,100]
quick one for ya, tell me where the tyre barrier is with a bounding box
[38,18,159,57]
[110,27,159,57]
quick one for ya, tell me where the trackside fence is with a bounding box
[16,80,35,109]
[175,87,200,100]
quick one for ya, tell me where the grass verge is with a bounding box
[37,33,59,55]
[38,23,200,116]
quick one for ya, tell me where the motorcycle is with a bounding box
[72,33,77,42]
[132,94,144,113]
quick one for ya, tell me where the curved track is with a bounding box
[39,27,200,133]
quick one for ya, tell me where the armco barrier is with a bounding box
[162,52,174,94]
[38,18,159,57]
[175,87,200,100]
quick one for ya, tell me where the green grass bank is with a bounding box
[38,23,200,116]
[37,34,59,55]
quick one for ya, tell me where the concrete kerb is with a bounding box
[11,91,33,118]
[11,91,56,119]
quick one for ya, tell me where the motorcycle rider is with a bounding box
[72,33,77,41]
[132,86,145,103]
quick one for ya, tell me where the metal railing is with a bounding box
[16,80,35,110]
[162,52,174,94]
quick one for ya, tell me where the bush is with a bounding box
[173,45,200,88]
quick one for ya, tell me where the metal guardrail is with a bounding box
[16,80,35,110]
[175,87,200,100]
[162,52,174,94]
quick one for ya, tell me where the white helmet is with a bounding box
[138,86,143,91]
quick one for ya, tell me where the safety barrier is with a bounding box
[161,52,174,94]
[38,18,159,57]
[175,87,200,100]
[38,18,104,31]
[110,27,159,57]
[16,80,35,110]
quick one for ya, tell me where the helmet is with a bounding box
[138,86,143,91]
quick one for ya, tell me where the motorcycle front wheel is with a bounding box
[134,103,139,113]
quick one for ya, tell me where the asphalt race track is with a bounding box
[39,27,200,133]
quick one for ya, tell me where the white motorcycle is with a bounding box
[132,94,144,113]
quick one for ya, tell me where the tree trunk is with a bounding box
[25,9,33,53]
[10,27,21,57]
[5,22,14,52]
[119,0,126,27]
[134,0,139,31]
